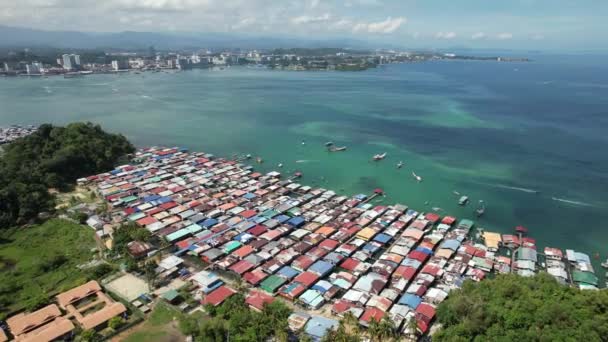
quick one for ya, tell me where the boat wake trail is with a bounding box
[295,160,319,164]
[475,182,540,194]
[551,197,595,207]
[141,95,151,99]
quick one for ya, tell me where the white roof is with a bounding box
[158,255,184,270]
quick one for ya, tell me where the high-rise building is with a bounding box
[62,54,81,70]
[111,60,129,71]
[26,62,43,75]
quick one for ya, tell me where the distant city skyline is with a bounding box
[0,0,606,50]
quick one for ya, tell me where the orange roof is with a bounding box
[79,302,127,330]
[56,280,101,308]
[15,317,74,342]
[233,245,254,259]
[219,202,237,211]
[212,192,226,199]
[7,304,62,336]
[314,226,336,236]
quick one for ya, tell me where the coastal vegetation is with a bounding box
[434,273,608,341]
[179,293,292,342]
[0,122,134,227]
[0,219,97,318]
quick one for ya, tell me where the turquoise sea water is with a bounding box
[1,54,607,268]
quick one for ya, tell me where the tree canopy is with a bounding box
[181,293,292,342]
[0,122,134,227]
[434,273,608,341]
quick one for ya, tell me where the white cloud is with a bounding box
[231,17,256,30]
[353,16,406,34]
[310,0,320,8]
[435,31,457,39]
[291,13,331,24]
[471,32,486,40]
[497,32,513,40]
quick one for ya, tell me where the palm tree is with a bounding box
[367,319,382,342]
[377,315,397,342]
[406,315,419,340]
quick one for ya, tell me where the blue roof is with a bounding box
[243,193,257,200]
[401,258,422,269]
[440,239,460,251]
[354,194,368,200]
[415,246,433,255]
[157,196,173,204]
[110,169,121,175]
[305,316,338,340]
[201,218,218,228]
[143,194,160,203]
[309,260,334,277]
[311,280,333,293]
[287,216,305,227]
[398,293,422,309]
[277,266,300,280]
[274,215,290,223]
[373,233,392,244]
[362,243,381,254]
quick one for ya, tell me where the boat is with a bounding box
[459,196,469,206]
[278,163,283,168]
[453,190,461,196]
[245,154,252,159]
[329,146,347,152]
[397,161,404,169]
[476,200,486,217]
[601,259,608,269]
[256,157,263,164]
[412,172,422,182]
[325,141,334,147]
[373,152,387,161]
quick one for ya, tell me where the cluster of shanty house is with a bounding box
[1,281,126,342]
[79,146,588,338]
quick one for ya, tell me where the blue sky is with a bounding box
[0,0,605,50]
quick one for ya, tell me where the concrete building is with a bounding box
[111,60,129,71]
[62,54,81,70]
[26,62,43,75]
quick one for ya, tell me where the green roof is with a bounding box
[185,223,203,234]
[261,209,279,218]
[162,289,180,301]
[260,275,287,293]
[166,228,191,242]
[122,195,138,203]
[223,241,242,253]
[128,212,146,221]
[458,219,475,229]
[572,271,598,286]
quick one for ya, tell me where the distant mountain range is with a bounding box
[0,25,379,50]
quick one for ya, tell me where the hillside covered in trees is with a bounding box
[0,122,134,227]
[434,273,608,341]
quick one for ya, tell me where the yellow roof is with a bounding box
[356,227,376,240]
[483,232,502,249]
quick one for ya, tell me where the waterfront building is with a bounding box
[111,60,129,71]
[62,54,81,70]
[26,62,43,75]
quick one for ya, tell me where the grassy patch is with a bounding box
[0,219,97,316]
[121,303,186,342]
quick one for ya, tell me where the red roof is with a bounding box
[332,299,354,314]
[319,239,339,251]
[293,271,319,287]
[393,266,417,280]
[147,207,164,216]
[136,216,158,226]
[421,265,441,277]
[340,258,360,272]
[124,207,137,215]
[360,307,384,323]
[203,286,236,306]
[245,291,274,311]
[416,317,429,334]
[229,260,255,275]
[441,216,456,225]
[160,201,177,210]
[248,225,267,236]
[292,255,315,271]
[515,225,528,233]
[240,210,257,219]
[243,268,268,285]
[408,250,429,263]
[416,303,436,320]
[425,213,440,223]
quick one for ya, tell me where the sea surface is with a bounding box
[1,54,607,271]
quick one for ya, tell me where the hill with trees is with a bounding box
[0,122,134,227]
[434,273,608,341]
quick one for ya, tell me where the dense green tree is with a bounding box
[435,273,608,341]
[0,122,134,227]
[108,316,124,330]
